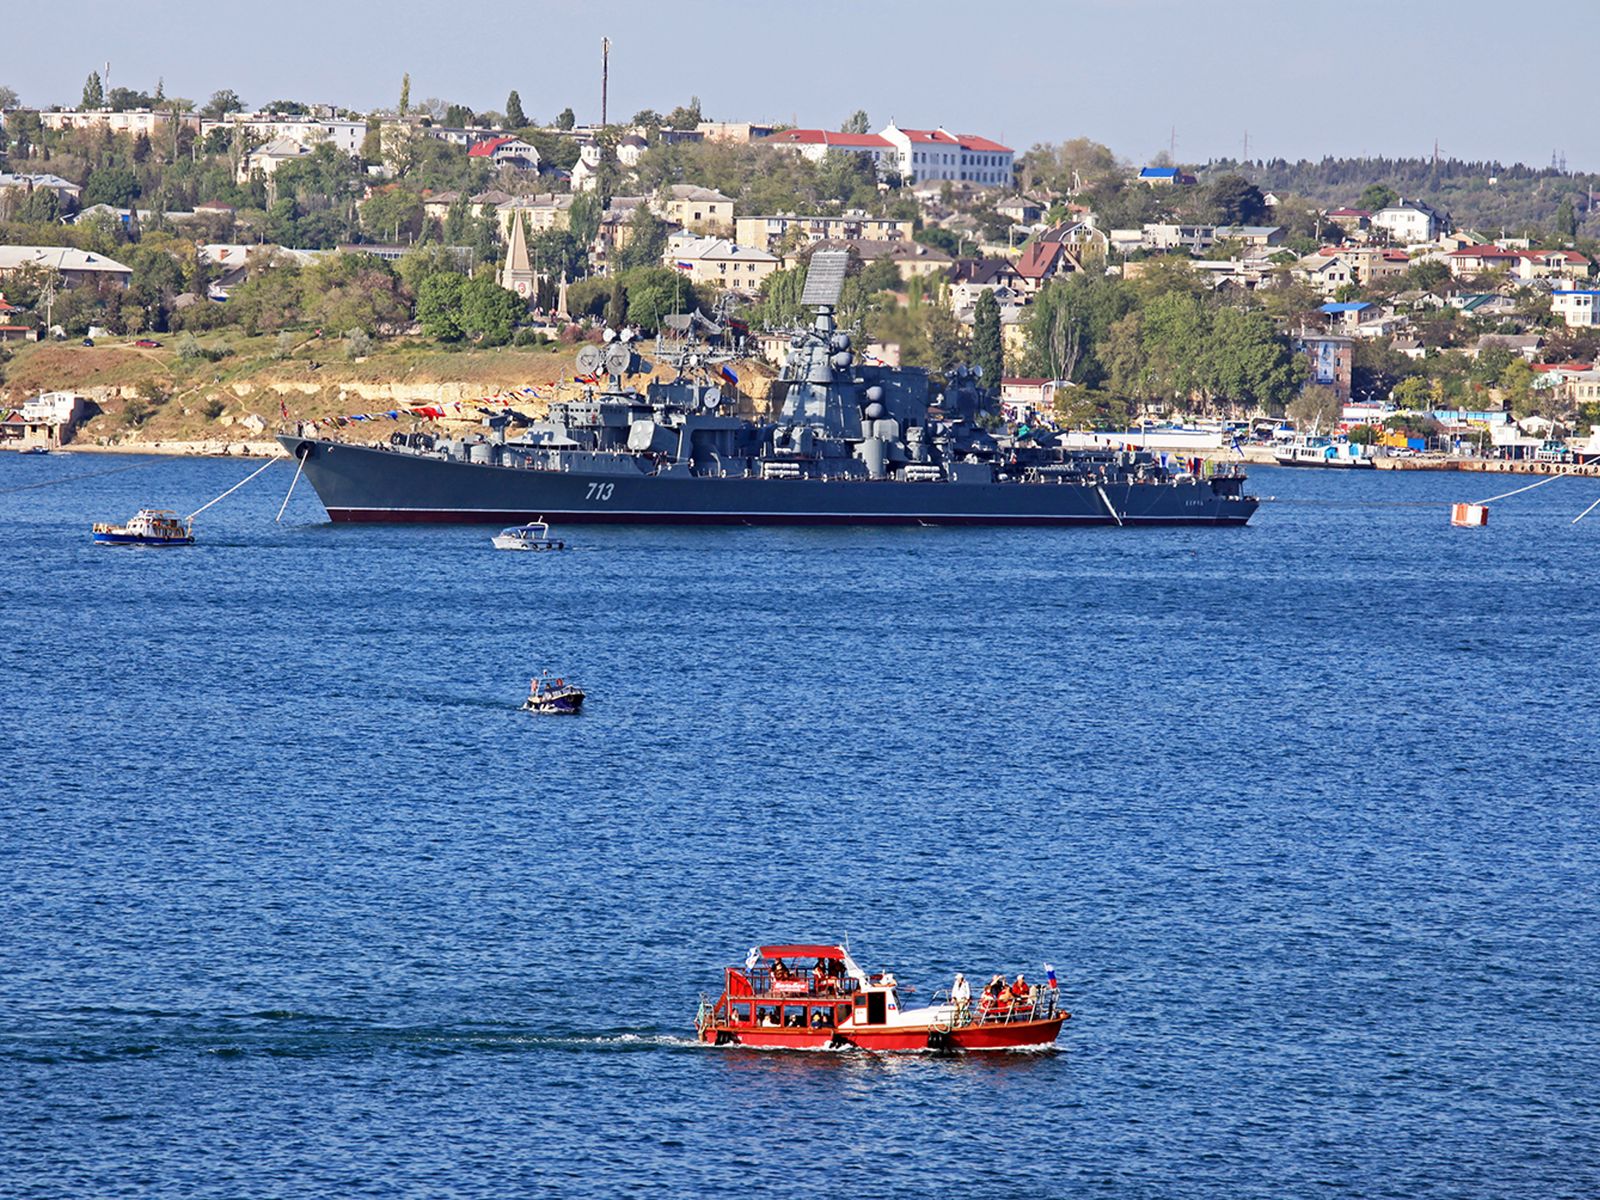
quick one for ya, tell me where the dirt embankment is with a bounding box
[4,334,778,448]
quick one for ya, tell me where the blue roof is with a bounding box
[1320,301,1373,313]
[1140,166,1178,178]
[1553,289,1600,296]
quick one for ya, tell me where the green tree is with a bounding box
[443,103,473,129]
[0,85,19,110]
[531,228,585,280]
[556,107,575,131]
[972,289,1003,383]
[1287,384,1340,430]
[606,277,628,327]
[415,272,466,340]
[442,192,471,245]
[360,188,424,241]
[227,260,305,335]
[1360,184,1398,212]
[1202,307,1304,411]
[82,71,104,110]
[1553,197,1578,241]
[1208,174,1267,226]
[459,274,524,345]
[398,74,411,116]
[623,267,698,332]
[841,109,870,135]
[505,90,527,128]
[568,191,602,247]
[664,96,702,131]
[1391,376,1434,409]
[83,164,140,207]
[631,109,664,131]
[755,265,808,327]
[617,206,668,271]
[302,252,410,334]
[203,89,244,118]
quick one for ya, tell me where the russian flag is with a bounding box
[719,365,739,386]
[674,261,694,272]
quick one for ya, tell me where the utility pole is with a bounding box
[601,37,611,127]
[1169,125,1176,162]
[1242,129,1249,162]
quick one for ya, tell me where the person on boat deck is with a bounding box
[812,962,835,994]
[758,1008,777,1027]
[1011,973,1029,1002]
[771,960,791,983]
[951,972,971,1017]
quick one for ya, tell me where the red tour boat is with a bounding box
[695,943,1068,1052]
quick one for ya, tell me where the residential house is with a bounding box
[1532,363,1600,406]
[0,391,86,448]
[200,244,325,298]
[1036,219,1109,260]
[1552,288,1600,328]
[1211,225,1285,249]
[1325,207,1371,235]
[654,185,734,236]
[803,238,953,280]
[588,197,654,274]
[1318,301,1375,334]
[1303,245,1408,287]
[877,123,1013,185]
[496,193,575,236]
[734,212,915,250]
[238,136,311,183]
[37,108,181,138]
[1473,333,1544,361]
[1517,249,1592,280]
[666,234,779,293]
[996,197,1044,225]
[1296,253,1357,297]
[1370,198,1447,243]
[0,245,132,289]
[570,144,605,193]
[696,121,778,144]
[1292,330,1354,402]
[424,189,514,224]
[467,136,540,170]
[1138,166,1197,186]
[617,134,648,167]
[947,257,1026,310]
[199,113,367,156]
[0,172,83,209]
[1013,239,1080,292]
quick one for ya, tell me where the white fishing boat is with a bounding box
[492,520,566,551]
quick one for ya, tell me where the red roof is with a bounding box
[468,136,516,158]
[759,944,845,960]
[896,127,1012,153]
[762,129,890,148]
[1327,207,1371,218]
[1015,241,1069,278]
[1447,245,1520,259]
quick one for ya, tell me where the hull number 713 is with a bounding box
[585,482,616,501]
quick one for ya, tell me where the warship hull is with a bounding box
[279,437,1260,527]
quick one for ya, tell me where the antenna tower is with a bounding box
[601,37,611,127]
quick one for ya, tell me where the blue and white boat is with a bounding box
[1271,434,1375,468]
[91,509,195,546]
[491,519,566,551]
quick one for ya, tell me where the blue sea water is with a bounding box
[1,453,1598,1198]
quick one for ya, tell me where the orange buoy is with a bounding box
[1451,502,1489,527]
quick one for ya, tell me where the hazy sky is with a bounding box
[9,0,1599,171]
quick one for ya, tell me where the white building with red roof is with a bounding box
[878,122,1012,186]
[759,129,894,170]
[467,136,540,170]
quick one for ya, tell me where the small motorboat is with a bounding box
[492,519,566,551]
[92,509,195,546]
[695,943,1068,1052]
[20,445,50,455]
[523,671,585,715]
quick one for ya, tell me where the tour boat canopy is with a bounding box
[759,944,846,960]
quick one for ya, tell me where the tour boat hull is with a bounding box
[703,1015,1066,1053]
[92,530,195,546]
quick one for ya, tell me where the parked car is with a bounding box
[81,338,94,347]
[134,338,162,348]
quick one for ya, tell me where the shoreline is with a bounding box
[8,439,289,459]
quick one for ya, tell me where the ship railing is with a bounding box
[739,965,858,1000]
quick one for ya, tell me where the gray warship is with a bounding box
[278,251,1260,527]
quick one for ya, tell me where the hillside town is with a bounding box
[3,72,1600,464]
